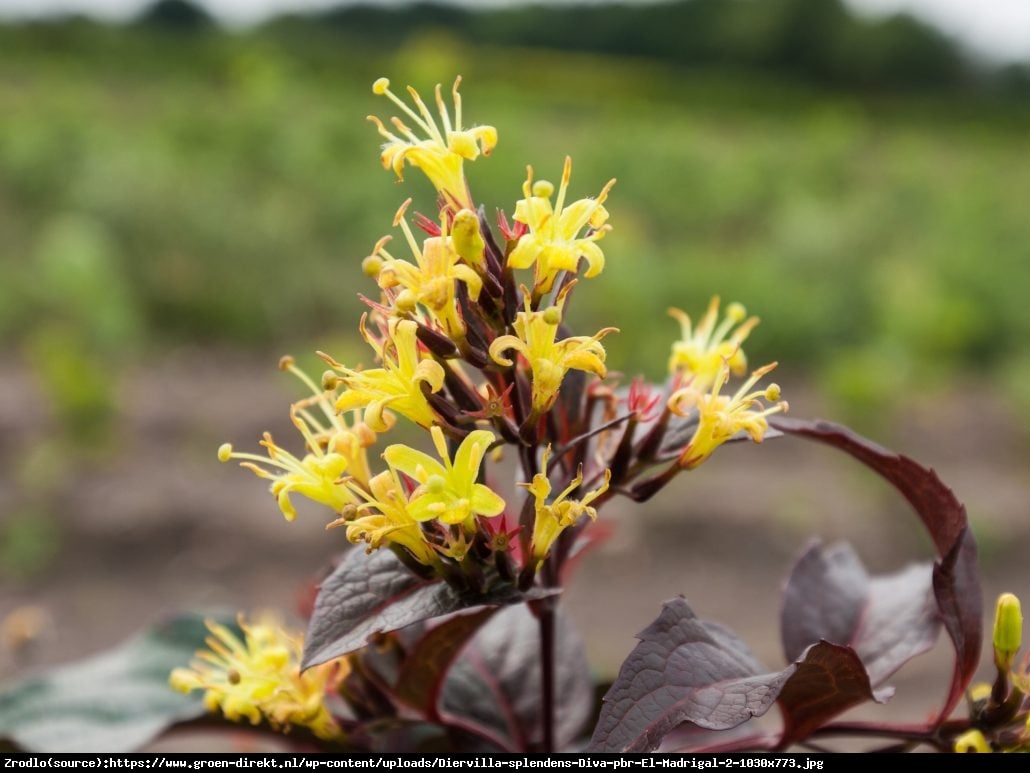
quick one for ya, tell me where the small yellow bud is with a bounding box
[532,180,554,198]
[321,370,339,391]
[278,355,295,371]
[993,592,1023,668]
[372,77,390,95]
[542,307,562,326]
[954,729,991,753]
[451,209,485,267]
[362,255,383,278]
[218,443,233,462]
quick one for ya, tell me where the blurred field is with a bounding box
[2,11,1030,731]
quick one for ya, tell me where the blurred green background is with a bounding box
[2,0,1029,692]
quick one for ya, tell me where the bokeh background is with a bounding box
[2,0,1029,737]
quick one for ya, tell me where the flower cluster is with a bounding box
[197,76,790,736]
[170,615,342,741]
[955,593,1030,753]
[216,75,787,582]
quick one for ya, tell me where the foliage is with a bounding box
[2,71,1025,755]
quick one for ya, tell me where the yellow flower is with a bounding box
[668,297,759,391]
[369,76,497,210]
[169,615,342,741]
[668,362,788,470]
[325,316,446,432]
[508,157,615,295]
[219,358,370,522]
[339,468,439,566]
[383,426,505,528]
[524,448,611,565]
[489,293,616,415]
[372,200,483,339]
[953,729,992,753]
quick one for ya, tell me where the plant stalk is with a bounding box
[538,598,557,753]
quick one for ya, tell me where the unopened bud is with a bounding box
[953,729,991,753]
[217,443,233,462]
[542,307,562,326]
[278,355,295,371]
[993,592,1023,668]
[372,77,390,95]
[451,209,485,267]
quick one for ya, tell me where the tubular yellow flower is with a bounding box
[340,468,439,566]
[668,362,788,470]
[369,76,497,210]
[373,200,483,339]
[668,296,759,390]
[219,360,369,522]
[524,448,611,565]
[169,615,342,741]
[489,293,616,415]
[508,157,615,295]
[383,426,505,528]
[325,316,446,432]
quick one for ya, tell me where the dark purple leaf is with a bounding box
[770,417,982,721]
[590,599,890,753]
[440,604,593,752]
[393,608,499,714]
[588,597,789,753]
[302,549,555,669]
[933,528,982,720]
[781,542,939,686]
[776,641,889,747]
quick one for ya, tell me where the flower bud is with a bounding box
[993,592,1023,669]
[954,729,991,753]
[451,209,485,268]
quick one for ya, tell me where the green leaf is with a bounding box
[0,612,234,752]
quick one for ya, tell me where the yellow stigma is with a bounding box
[508,157,615,296]
[372,77,390,95]
[668,297,760,390]
[217,443,233,463]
